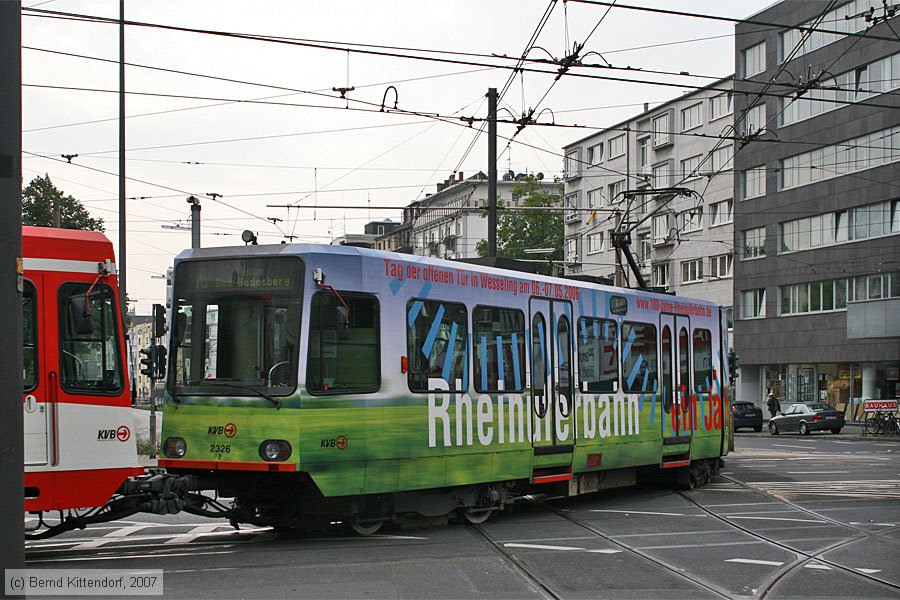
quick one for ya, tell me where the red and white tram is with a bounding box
[23,226,143,512]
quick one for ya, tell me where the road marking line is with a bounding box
[786,471,851,474]
[804,563,832,570]
[164,525,222,545]
[590,509,704,517]
[586,549,622,554]
[772,444,815,449]
[856,568,882,574]
[726,558,784,566]
[849,522,896,527]
[505,543,583,551]
[725,515,826,523]
[105,525,151,538]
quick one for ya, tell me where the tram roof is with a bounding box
[23,226,115,262]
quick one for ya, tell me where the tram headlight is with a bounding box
[259,439,291,461]
[163,437,186,458]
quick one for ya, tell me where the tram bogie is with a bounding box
[159,243,732,529]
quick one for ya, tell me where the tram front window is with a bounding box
[171,257,303,398]
[59,282,122,393]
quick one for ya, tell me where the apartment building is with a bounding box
[733,0,900,415]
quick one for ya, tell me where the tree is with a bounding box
[22,174,104,231]
[476,175,563,275]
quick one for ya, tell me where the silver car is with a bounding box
[768,403,845,435]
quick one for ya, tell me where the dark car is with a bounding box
[768,403,845,435]
[732,401,764,432]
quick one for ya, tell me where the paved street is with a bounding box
[25,434,900,599]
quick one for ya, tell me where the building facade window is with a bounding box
[849,271,900,302]
[651,163,670,189]
[564,192,579,222]
[587,143,603,164]
[741,165,766,200]
[681,259,703,284]
[710,91,733,120]
[710,199,733,226]
[741,226,766,260]
[680,207,703,233]
[709,254,733,278]
[652,263,670,288]
[653,214,670,244]
[780,278,850,315]
[638,233,651,263]
[739,288,766,319]
[587,232,604,254]
[779,125,900,190]
[742,41,766,77]
[681,155,702,181]
[608,180,624,204]
[711,145,734,172]
[740,103,766,136]
[565,237,579,264]
[638,137,650,173]
[587,188,604,210]
[681,103,702,131]
[608,134,625,158]
[652,113,670,147]
[564,150,580,179]
[778,1,884,63]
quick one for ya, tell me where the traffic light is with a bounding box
[152,303,167,339]
[728,350,740,383]
[155,344,167,380]
[139,347,155,379]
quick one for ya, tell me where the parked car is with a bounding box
[732,401,763,432]
[768,403,845,435]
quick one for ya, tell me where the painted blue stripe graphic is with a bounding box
[622,327,635,361]
[389,277,404,296]
[407,301,423,327]
[511,332,521,389]
[463,333,470,390]
[580,319,589,343]
[480,336,488,390]
[421,304,446,357]
[626,353,643,389]
[442,321,458,382]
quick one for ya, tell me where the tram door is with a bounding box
[659,314,692,440]
[23,277,49,466]
[529,298,575,455]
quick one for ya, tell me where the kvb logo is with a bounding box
[98,426,131,442]
[208,423,238,438]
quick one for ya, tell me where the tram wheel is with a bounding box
[350,518,383,536]
[462,508,495,525]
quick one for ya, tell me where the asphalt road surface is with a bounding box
[24,433,900,599]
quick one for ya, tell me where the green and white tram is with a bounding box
[159,243,731,533]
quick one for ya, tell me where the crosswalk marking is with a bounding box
[726,558,784,566]
[164,525,222,545]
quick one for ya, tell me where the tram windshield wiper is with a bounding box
[191,380,281,409]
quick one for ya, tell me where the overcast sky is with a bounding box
[22,0,768,313]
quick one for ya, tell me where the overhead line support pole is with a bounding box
[0,0,25,571]
[487,87,497,258]
[118,0,127,323]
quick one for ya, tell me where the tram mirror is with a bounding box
[336,306,350,340]
[69,297,94,335]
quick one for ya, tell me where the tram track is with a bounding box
[676,475,900,597]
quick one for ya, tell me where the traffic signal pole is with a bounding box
[0,0,25,572]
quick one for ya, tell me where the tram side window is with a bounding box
[23,280,37,391]
[473,306,525,393]
[693,328,713,400]
[307,292,379,394]
[621,322,658,394]
[407,299,467,392]
[577,318,618,392]
[59,283,122,393]
[531,314,548,398]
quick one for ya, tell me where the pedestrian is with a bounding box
[766,389,780,419]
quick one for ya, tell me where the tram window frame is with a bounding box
[306,291,380,395]
[620,321,658,394]
[577,317,619,393]
[58,282,123,395]
[609,295,628,315]
[692,328,713,399]
[678,326,691,395]
[23,279,38,393]
[531,313,549,416]
[473,305,526,393]
[407,298,468,393]
[661,325,673,413]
